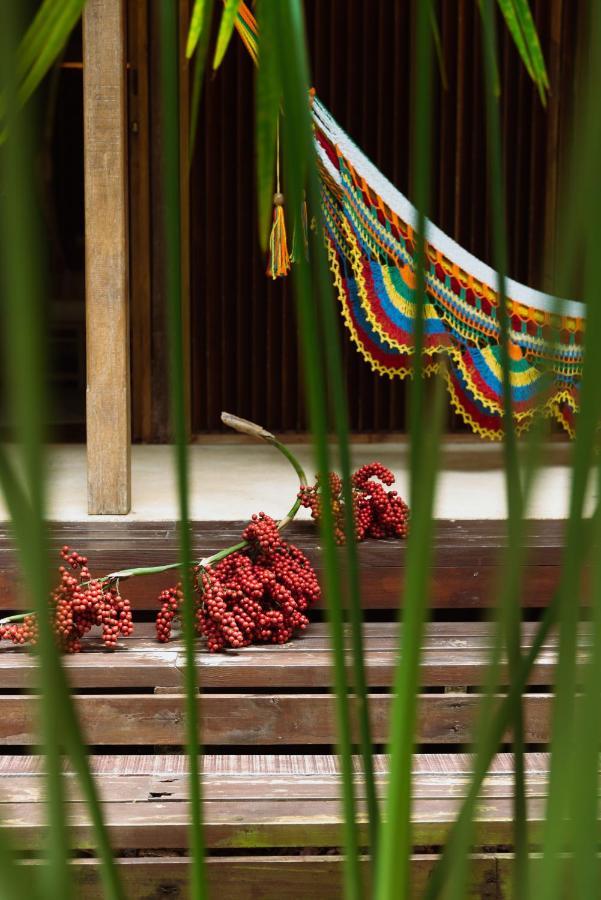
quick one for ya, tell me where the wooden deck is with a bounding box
[0,521,575,898]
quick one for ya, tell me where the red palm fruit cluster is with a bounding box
[155,513,321,652]
[351,462,410,540]
[0,614,37,646]
[299,461,410,544]
[298,472,346,542]
[0,546,133,653]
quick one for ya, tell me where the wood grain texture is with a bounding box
[0,621,587,690]
[83,0,131,513]
[0,751,551,777]
[0,520,572,611]
[0,794,548,850]
[0,693,552,747]
[16,855,503,899]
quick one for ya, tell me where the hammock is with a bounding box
[234,4,585,439]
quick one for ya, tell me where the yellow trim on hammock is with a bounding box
[326,237,439,380]
[331,222,580,429]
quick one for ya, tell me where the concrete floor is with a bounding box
[0,441,585,521]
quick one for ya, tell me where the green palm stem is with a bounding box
[425,55,601,900]
[0,6,126,898]
[570,454,601,900]
[536,8,601,895]
[262,1,364,896]
[537,193,601,892]
[479,4,528,898]
[157,3,207,896]
[422,512,594,900]
[374,1,442,897]
[301,75,380,871]
[1,6,71,898]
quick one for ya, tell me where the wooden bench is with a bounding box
[0,521,570,897]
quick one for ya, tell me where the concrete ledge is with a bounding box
[0,441,586,522]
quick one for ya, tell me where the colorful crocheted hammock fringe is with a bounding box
[234,5,585,439]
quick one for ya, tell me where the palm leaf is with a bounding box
[188,0,215,160]
[158,3,208,898]
[18,0,86,108]
[259,1,368,895]
[213,0,241,70]
[186,0,207,58]
[496,0,548,102]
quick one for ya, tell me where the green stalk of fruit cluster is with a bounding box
[0,413,308,629]
[99,414,307,583]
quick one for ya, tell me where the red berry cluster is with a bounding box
[155,513,321,652]
[0,614,37,646]
[299,461,410,544]
[352,463,410,540]
[0,547,133,653]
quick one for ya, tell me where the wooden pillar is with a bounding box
[83,0,131,514]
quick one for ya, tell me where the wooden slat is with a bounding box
[0,622,588,690]
[0,562,563,611]
[83,0,131,514]
[0,751,552,777]
[17,854,501,900]
[0,767,552,804]
[0,693,552,746]
[0,520,569,611]
[0,794,547,850]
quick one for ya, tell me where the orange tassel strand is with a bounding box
[267,193,290,279]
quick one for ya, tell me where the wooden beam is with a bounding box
[83,0,131,513]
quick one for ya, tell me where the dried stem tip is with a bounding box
[221,412,274,441]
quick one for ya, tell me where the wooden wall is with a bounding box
[163,1,582,437]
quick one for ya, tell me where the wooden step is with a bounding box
[0,753,549,851]
[0,622,584,690]
[0,691,554,747]
[0,521,573,895]
[0,520,567,610]
[17,854,503,900]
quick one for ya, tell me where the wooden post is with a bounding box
[83,0,131,513]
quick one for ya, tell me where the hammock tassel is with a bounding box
[267,192,290,279]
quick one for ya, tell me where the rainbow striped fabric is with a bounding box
[313,100,584,439]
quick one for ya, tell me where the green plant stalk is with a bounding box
[375,1,441,897]
[0,482,126,900]
[571,454,601,900]
[425,32,601,896]
[479,4,528,898]
[158,4,207,897]
[0,416,309,627]
[537,165,601,899]
[265,2,363,896]
[427,6,601,894]
[422,512,593,900]
[0,7,126,899]
[0,459,42,897]
[301,63,379,873]
[536,8,601,894]
[1,6,70,897]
